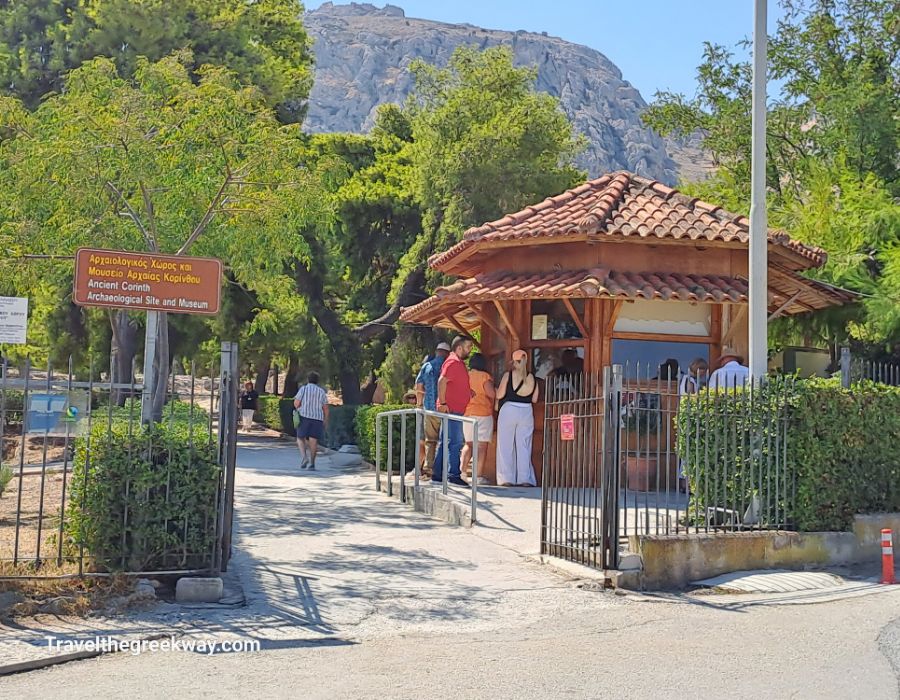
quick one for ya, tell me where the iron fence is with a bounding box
[842,347,900,387]
[375,409,480,525]
[0,343,238,579]
[541,364,795,571]
[677,373,794,534]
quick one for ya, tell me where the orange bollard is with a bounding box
[882,529,895,585]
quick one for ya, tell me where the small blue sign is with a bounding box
[25,391,87,435]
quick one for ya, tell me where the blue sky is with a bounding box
[306,1,786,101]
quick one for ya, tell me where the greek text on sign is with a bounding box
[0,296,28,344]
[73,249,222,315]
[560,413,576,441]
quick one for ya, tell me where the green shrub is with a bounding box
[354,404,418,467]
[252,396,297,433]
[64,411,219,573]
[255,396,285,431]
[678,378,900,532]
[0,464,12,498]
[325,405,359,449]
[0,390,24,413]
[790,379,900,531]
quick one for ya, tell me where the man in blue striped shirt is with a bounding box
[294,372,329,470]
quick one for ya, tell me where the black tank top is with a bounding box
[501,372,536,406]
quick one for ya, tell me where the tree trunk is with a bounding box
[291,263,365,404]
[254,355,271,395]
[291,256,427,405]
[150,312,170,423]
[109,310,139,406]
[283,353,301,398]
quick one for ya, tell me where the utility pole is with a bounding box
[749,0,768,380]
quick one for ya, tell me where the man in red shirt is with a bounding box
[433,335,474,487]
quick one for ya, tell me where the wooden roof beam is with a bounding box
[493,300,520,348]
[768,291,803,321]
[562,298,589,339]
[443,312,479,344]
[464,303,505,339]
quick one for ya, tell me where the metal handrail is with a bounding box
[375,408,480,524]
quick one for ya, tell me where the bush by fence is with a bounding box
[325,405,359,449]
[678,378,900,532]
[64,403,220,572]
[790,379,900,531]
[0,464,11,498]
[255,396,290,432]
[354,404,417,466]
[677,380,791,530]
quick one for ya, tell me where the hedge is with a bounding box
[255,396,294,433]
[789,379,900,531]
[64,403,220,572]
[354,404,418,467]
[324,405,359,449]
[678,378,900,532]
[677,381,791,530]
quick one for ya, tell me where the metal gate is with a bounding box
[540,370,620,569]
[0,341,238,579]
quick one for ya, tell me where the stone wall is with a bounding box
[628,513,900,589]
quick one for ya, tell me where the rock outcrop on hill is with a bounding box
[304,2,710,184]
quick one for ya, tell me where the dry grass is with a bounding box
[0,566,133,619]
[0,471,66,564]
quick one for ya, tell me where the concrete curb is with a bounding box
[526,554,608,582]
[525,554,645,591]
[375,478,473,527]
[0,650,105,677]
[0,633,172,677]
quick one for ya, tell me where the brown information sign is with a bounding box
[73,248,222,315]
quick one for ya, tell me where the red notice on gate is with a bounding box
[560,413,575,441]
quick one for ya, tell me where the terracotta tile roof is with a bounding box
[400,267,854,326]
[428,171,827,271]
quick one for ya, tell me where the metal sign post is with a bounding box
[140,310,159,424]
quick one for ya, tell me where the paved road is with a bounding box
[3,437,900,699]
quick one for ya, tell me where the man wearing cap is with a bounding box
[708,348,750,392]
[433,335,474,487]
[415,341,451,472]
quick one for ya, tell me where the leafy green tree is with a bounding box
[406,46,585,256]
[290,119,421,402]
[295,46,585,401]
[0,0,312,122]
[644,0,899,197]
[0,53,329,415]
[644,0,900,349]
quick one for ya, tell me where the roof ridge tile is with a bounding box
[431,171,827,271]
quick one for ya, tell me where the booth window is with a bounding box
[530,299,585,340]
[611,340,710,380]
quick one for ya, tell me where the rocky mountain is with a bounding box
[304,2,711,184]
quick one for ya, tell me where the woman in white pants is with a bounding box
[495,349,538,487]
